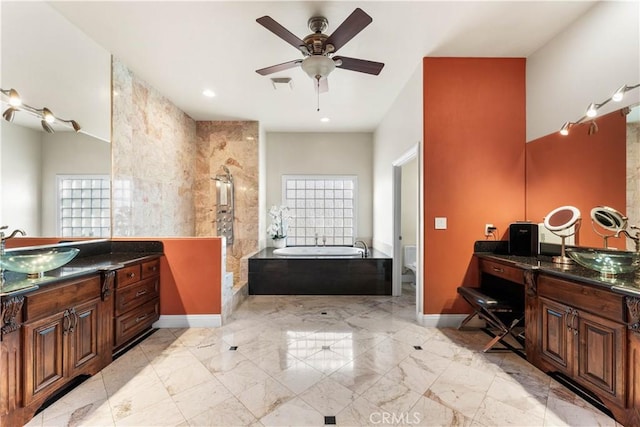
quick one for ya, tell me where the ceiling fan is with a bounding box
[255,8,385,94]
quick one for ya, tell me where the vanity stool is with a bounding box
[457,286,524,352]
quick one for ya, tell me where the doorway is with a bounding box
[392,143,422,316]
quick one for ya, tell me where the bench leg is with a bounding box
[458,312,478,329]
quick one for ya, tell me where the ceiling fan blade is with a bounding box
[334,56,384,75]
[324,8,372,53]
[315,77,329,93]
[256,59,302,76]
[256,16,307,52]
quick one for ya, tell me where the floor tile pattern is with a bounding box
[25,288,622,426]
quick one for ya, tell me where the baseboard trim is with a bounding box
[153,315,222,328]
[417,313,485,328]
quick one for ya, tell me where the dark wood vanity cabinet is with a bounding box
[535,275,627,408]
[22,276,107,406]
[478,256,638,424]
[538,295,626,406]
[114,259,160,350]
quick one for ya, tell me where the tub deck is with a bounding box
[248,247,392,295]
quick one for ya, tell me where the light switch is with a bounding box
[435,217,447,230]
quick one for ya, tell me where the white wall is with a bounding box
[401,157,418,248]
[372,62,423,255]
[40,132,111,235]
[265,132,373,242]
[1,123,43,234]
[1,2,111,141]
[527,1,640,142]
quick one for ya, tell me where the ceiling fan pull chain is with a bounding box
[316,77,321,111]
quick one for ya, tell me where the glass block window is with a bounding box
[282,175,357,246]
[58,175,111,237]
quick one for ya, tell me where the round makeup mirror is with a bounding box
[590,206,628,249]
[543,206,581,264]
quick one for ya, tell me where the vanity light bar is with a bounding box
[559,83,640,136]
[0,88,81,133]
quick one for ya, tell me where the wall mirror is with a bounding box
[526,102,638,250]
[0,2,111,238]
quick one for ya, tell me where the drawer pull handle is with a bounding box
[135,314,148,323]
[135,290,147,297]
[150,266,157,271]
[127,272,136,279]
[492,267,505,273]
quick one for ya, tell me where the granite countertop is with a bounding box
[1,240,163,298]
[475,252,640,299]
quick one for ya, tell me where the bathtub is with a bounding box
[273,246,364,258]
[249,247,392,295]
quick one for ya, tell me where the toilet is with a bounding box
[403,245,417,283]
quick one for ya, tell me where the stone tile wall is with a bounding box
[195,121,259,287]
[111,57,196,236]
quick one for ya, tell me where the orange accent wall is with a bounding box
[423,57,526,315]
[156,238,221,315]
[526,111,627,249]
[5,237,222,315]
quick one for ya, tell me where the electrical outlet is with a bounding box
[484,223,494,236]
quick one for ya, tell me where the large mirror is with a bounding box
[0,2,111,237]
[526,102,639,251]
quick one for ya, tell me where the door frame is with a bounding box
[392,142,423,316]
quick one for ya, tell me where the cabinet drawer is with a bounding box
[117,265,141,288]
[141,259,160,279]
[115,277,159,316]
[114,298,159,348]
[479,259,524,285]
[538,274,625,324]
[24,276,101,322]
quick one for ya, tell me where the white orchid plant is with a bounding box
[267,205,292,239]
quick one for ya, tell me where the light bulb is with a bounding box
[586,103,598,118]
[42,107,55,123]
[612,85,626,102]
[559,122,570,136]
[8,88,21,106]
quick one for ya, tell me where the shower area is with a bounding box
[195,121,260,319]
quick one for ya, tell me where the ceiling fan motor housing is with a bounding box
[308,16,328,33]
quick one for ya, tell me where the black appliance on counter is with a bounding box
[509,222,539,256]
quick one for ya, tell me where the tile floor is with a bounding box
[25,286,621,426]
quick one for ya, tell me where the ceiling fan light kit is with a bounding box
[256,8,385,110]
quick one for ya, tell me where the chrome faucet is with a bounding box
[1,226,26,256]
[353,240,369,257]
[616,226,640,253]
[1,226,26,285]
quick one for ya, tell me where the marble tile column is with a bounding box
[195,121,259,288]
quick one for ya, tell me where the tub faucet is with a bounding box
[616,226,640,253]
[353,240,369,257]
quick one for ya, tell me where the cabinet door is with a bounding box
[575,309,626,406]
[68,298,101,377]
[23,312,66,405]
[539,297,572,374]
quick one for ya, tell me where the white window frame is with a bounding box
[57,174,111,238]
[282,174,358,246]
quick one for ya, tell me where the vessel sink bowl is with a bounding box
[0,247,80,278]
[567,249,639,276]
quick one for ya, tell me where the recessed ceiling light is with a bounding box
[320,117,330,123]
[202,89,216,98]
